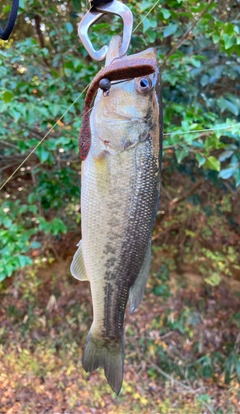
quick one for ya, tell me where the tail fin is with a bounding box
[82,332,124,394]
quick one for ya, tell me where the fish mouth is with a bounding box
[95,116,147,152]
[97,117,143,125]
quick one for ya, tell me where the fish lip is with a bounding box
[100,138,139,153]
[96,117,144,125]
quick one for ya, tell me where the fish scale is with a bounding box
[101,144,159,337]
[70,37,162,394]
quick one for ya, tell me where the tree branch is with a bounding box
[161,0,214,68]
[34,14,49,67]
[143,356,215,414]
[34,14,45,49]
[169,179,204,207]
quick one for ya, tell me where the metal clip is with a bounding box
[78,0,133,61]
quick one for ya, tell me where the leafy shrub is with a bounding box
[0,0,239,280]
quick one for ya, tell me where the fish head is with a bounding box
[90,48,161,154]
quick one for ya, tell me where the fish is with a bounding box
[70,36,162,394]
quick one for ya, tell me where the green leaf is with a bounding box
[18,255,32,268]
[205,156,220,171]
[51,104,60,117]
[212,34,220,44]
[161,8,171,19]
[30,241,41,249]
[38,217,51,233]
[200,74,209,87]
[36,146,50,163]
[205,135,219,151]
[225,93,240,107]
[64,61,74,70]
[2,5,11,13]
[72,0,82,12]
[234,168,240,187]
[236,359,240,378]
[142,17,157,32]
[3,91,14,103]
[224,99,239,115]
[146,30,157,43]
[231,155,239,165]
[222,34,236,49]
[218,97,239,116]
[19,0,26,11]
[163,24,178,38]
[219,166,237,180]
[3,217,12,228]
[50,69,59,79]
[65,22,73,34]
[205,273,221,286]
[50,218,67,235]
[37,106,50,118]
[196,153,206,167]
[139,1,152,11]
[176,149,188,163]
[218,150,234,162]
[9,108,21,122]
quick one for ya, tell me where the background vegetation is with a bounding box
[0,0,239,412]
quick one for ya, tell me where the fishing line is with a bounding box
[163,123,240,137]
[0,1,238,190]
[1,117,238,191]
[0,85,89,191]
[0,0,163,191]
[1,108,239,192]
[133,0,161,33]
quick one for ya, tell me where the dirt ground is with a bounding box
[0,248,240,414]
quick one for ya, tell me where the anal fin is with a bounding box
[129,240,152,314]
[70,240,89,281]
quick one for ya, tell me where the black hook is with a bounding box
[0,0,19,40]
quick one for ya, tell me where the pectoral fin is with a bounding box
[70,240,89,281]
[129,240,152,314]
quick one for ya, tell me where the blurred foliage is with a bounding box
[0,257,239,412]
[0,0,240,279]
[153,168,240,284]
[0,2,240,411]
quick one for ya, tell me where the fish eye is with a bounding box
[135,76,152,94]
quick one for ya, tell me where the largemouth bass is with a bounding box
[71,36,162,394]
